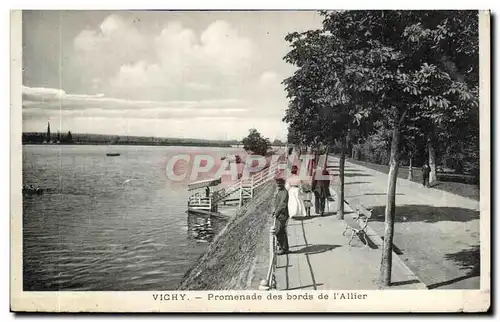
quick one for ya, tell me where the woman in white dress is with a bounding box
[286,165,307,219]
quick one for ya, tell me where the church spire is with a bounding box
[47,121,51,142]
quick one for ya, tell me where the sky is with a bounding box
[21,10,323,141]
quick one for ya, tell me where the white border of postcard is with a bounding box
[9,8,491,313]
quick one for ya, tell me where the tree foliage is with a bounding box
[272,139,284,146]
[242,129,271,156]
[282,10,479,286]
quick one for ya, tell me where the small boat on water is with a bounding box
[23,185,46,195]
[106,153,121,157]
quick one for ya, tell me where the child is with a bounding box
[301,183,313,217]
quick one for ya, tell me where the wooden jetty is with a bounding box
[187,151,288,217]
[187,178,222,213]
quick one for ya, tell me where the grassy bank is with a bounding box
[177,181,276,290]
[343,157,479,201]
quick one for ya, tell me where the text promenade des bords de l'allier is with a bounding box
[152,292,369,301]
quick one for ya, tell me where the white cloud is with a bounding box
[108,61,166,92]
[22,84,287,140]
[259,71,279,84]
[71,14,152,96]
[22,85,66,101]
[74,14,146,54]
[23,11,327,140]
[186,82,212,91]
[22,12,326,141]
[99,14,125,34]
[74,16,256,101]
[198,20,253,75]
[22,86,248,118]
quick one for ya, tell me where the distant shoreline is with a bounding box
[22,132,285,150]
[22,142,236,148]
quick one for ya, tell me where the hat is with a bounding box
[275,177,286,184]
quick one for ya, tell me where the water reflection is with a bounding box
[187,213,228,243]
[22,145,242,291]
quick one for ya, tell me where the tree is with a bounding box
[283,10,479,287]
[320,10,479,286]
[272,139,284,147]
[242,129,271,156]
[401,120,426,180]
[283,28,364,220]
[286,126,299,145]
[66,131,73,143]
[399,11,479,183]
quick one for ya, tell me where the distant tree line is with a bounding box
[23,131,73,144]
[22,132,234,148]
[331,119,478,177]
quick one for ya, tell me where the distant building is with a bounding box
[46,121,51,143]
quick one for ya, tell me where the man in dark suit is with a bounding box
[312,167,331,216]
[273,178,289,255]
[422,163,430,187]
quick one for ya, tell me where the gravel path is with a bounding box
[327,156,480,289]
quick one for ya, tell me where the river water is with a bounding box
[22,145,244,291]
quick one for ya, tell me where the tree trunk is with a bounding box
[324,145,329,169]
[407,154,413,180]
[337,135,346,220]
[428,138,437,185]
[380,123,401,287]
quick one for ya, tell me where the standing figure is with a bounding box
[312,167,331,216]
[308,157,316,177]
[422,163,430,187]
[273,178,289,255]
[286,165,307,218]
[301,183,313,217]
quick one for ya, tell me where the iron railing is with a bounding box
[259,217,278,290]
[259,150,293,290]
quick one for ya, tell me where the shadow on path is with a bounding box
[346,193,404,199]
[344,233,380,250]
[299,220,319,290]
[342,228,380,250]
[369,205,479,223]
[291,244,341,255]
[326,167,365,172]
[345,181,370,185]
[364,235,379,250]
[364,192,405,196]
[427,245,480,289]
[379,236,403,255]
[390,279,422,287]
[287,283,325,290]
[291,212,340,221]
[344,173,372,178]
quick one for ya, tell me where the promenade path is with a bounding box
[274,154,480,290]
